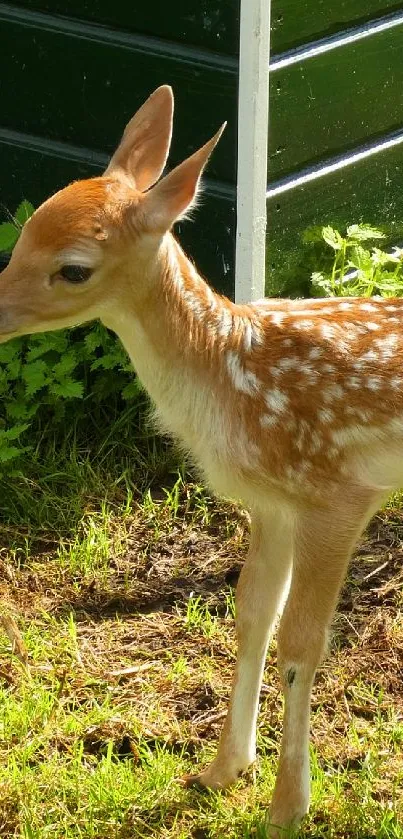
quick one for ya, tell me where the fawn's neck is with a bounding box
[103,233,249,449]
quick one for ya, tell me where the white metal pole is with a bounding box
[235,0,271,303]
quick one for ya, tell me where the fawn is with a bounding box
[1,85,402,836]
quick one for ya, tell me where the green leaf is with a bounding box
[91,353,122,371]
[22,359,49,396]
[322,226,344,251]
[310,271,332,296]
[14,200,35,226]
[348,246,372,272]
[6,358,23,380]
[84,324,107,353]
[371,247,400,267]
[26,332,69,361]
[52,351,79,379]
[6,399,37,421]
[0,341,22,364]
[0,445,24,463]
[121,379,143,400]
[0,222,19,252]
[50,380,84,399]
[346,224,385,241]
[301,225,324,244]
[0,423,29,441]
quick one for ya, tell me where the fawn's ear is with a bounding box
[104,85,174,191]
[141,123,226,231]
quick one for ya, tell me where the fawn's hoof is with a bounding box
[181,770,227,791]
[181,759,252,792]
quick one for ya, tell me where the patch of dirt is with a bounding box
[0,500,248,621]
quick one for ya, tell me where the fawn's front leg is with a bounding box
[185,505,293,789]
[266,486,382,838]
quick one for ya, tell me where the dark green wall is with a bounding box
[1,2,403,299]
[267,3,403,295]
[0,1,238,297]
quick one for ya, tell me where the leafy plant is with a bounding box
[0,202,140,466]
[0,200,34,252]
[308,223,403,297]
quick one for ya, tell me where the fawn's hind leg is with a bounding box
[185,504,293,789]
[267,486,382,838]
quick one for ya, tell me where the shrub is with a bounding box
[307,223,403,297]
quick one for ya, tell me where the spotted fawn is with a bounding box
[1,86,401,837]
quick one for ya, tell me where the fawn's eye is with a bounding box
[59,265,93,284]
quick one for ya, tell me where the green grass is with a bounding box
[0,432,402,838]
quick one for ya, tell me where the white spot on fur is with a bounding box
[366,376,382,390]
[309,431,323,454]
[296,319,314,330]
[308,346,323,360]
[270,312,286,327]
[265,387,289,413]
[260,414,278,428]
[346,376,361,389]
[356,409,373,422]
[346,406,372,422]
[318,407,335,424]
[366,322,380,331]
[295,419,310,451]
[360,302,377,312]
[362,349,379,362]
[243,320,253,352]
[251,321,263,348]
[219,309,233,337]
[183,290,205,319]
[378,334,399,360]
[205,284,217,311]
[226,352,260,394]
[300,363,318,381]
[278,356,299,371]
[321,324,336,340]
[323,383,345,402]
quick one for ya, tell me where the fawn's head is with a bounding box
[0,85,225,340]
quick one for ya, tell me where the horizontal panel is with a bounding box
[6,0,400,56]
[271,0,403,53]
[268,17,403,180]
[0,11,237,184]
[6,0,240,56]
[266,141,403,297]
[0,139,235,298]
